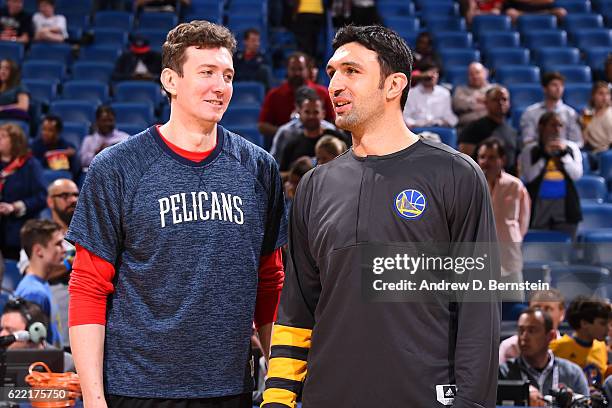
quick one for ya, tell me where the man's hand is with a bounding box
[0,202,14,215]
[529,385,546,407]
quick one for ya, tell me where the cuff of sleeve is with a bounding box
[12,200,25,217]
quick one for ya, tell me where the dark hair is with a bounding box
[529,288,565,308]
[20,219,62,258]
[289,156,314,179]
[332,25,414,110]
[541,71,565,87]
[43,114,63,133]
[519,307,554,333]
[2,298,49,332]
[0,59,20,92]
[566,296,610,330]
[37,0,55,5]
[295,86,320,107]
[1,122,28,159]
[287,51,309,67]
[95,105,115,120]
[162,21,236,99]
[475,137,506,159]
[538,111,560,128]
[485,85,507,100]
[243,28,260,40]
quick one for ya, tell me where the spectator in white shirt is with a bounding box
[403,62,458,128]
[32,0,67,43]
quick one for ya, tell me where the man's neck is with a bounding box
[523,351,551,371]
[487,113,504,125]
[486,171,501,191]
[303,127,322,138]
[421,84,435,93]
[351,110,419,157]
[51,212,68,234]
[544,98,559,110]
[573,331,594,345]
[25,261,48,281]
[159,113,217,152]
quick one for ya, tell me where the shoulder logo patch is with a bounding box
[394,189,426,220]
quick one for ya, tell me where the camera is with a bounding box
[548,387,608,408]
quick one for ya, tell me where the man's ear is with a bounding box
[31,242,44,259]
[386,72,409,103]
[161,68,178,99]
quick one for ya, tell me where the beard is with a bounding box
[56,207,75,226]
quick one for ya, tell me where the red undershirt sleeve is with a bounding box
[254,248,285,329]
[68,244,116,326]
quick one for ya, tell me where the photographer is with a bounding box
[499,308,589,407]
[518,111,583,240]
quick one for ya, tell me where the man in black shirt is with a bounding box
[459,85,520,174]
[262,24,500,408]
[0,0,33,44]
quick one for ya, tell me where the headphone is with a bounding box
[3,297,47,343]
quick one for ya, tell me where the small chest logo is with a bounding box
[394,189,426,220]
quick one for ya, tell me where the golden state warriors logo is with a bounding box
[395,189,426,220]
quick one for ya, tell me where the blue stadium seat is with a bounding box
[64,12,89,32]
[110,102,155,127]
[517,14,557,34]
[471,15,511,39]
[28,42,72,63]
[183,6,223,25]
[424,16,466,32]
[523,30,568,49]
[67,27,83,42]
[227,15,264,38]
[547,64,592,83]
[0,42,23,62]
[72,61,114,83]
[534,47,580,69]
[62,121,89,150]
[114,81,163,107]
[382,16,419,32]
[439,48,480,68]
[219,106,260,127]
[563,13,604,32]
[93,28,128,46]
[226,125,264,148]
[582,230,612,267]
[563,83,592,111]
[524,229,573,243]
[572,28,612,49]
[575,175,608,202]
[133,29,167,52]
[116,123,146,135]
[495,65,541,84]
[553,264,610,300]
[56,0,93,15]
[79,45,121,63]
[600,150,612,188]
[3,259,21,291]
[555,0,592,13]
[228,0,267,16]
[443,66,468,86]
[138,12,178,31]
[21,60,65,81]
[159,103,170,123]
[507,84,544,110]
[510,107,525,130]
[93,11,134,30]
[479,31,520,50]
[522,238,572,264]
[484,48,530,69]
[232,81,265,107]
[50,100,98,124]
[434,31,472,49]
[22,79,58,106]
[410,127,457,148]
[582,151,592,175]
[585,47,612,73]
[42,169,72,186]
[419,1,459,17]
[579,203,612,234]
[377,1,416,17]
[62,80,109,104]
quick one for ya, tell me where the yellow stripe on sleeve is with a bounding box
[267,357,308,382]
[261,387,298,408]
[272,324,312,348]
